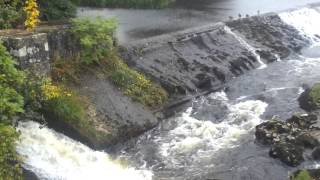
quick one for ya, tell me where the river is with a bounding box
[18,4,320,180]
[77,0,320,43]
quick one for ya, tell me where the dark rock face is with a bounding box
[226,15,310,60]
[255,114,319,166]
[73,74,160,149]
[312,146,320,160]
[269,142,304,167]
[121,14,310,101]
[299,83,320,112]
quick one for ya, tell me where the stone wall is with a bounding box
[0,25,79,74]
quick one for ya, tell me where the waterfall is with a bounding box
[279,8,320,44]
[16,121,152,180]
[224,26,267,69]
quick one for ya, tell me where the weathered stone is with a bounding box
[269,142,304,167]
[255,114,319,167]
[121,14,309,102]
[312,146,320,160]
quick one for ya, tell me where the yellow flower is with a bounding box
[24,0,40,31]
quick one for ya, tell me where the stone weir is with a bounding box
[0,11,311,150]
[121,13,309,109]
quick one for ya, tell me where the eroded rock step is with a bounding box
[121,14,310,102]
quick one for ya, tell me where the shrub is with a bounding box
[70,18,117,64]
[37,0,77,21]
[0,0,24,29]
[0,41,25,122]
[23,0,40,30]
[0,123,22,180]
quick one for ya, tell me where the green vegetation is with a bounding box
[78,0,174,8]
[0,124,22,180]
[0,41,25,122]
[67,18,168,108]
[0,0,23,29]
[70,18,117,64]
[109,54,167,108]
[291,170,313,180]
[309,83,320,108]
[38,0,77,21]
[0,42,23,179]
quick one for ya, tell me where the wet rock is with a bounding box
[255,119,290,145]
[296,133,319,149]
[226,15,310,61]
[255,114,319,166]
[312,146,320,160]
[121,13,310,102]
[269,142,304,167]
[299,83,320,112]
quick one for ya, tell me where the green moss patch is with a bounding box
[309,83,320,108]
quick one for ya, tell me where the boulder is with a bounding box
[312,146,320,160]
[298,83,320,111]
[255,114,319,166]
[269,142,304,167]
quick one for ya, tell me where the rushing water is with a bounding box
[18,7,320,180]
[17,121,152,180]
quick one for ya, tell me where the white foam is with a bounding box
[159,92,268,158]
[17,121,152,180]
[279,8,320,44]
[224,26,267,69]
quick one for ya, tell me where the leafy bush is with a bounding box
[0,0,24,29]
[291,170,313,180]
[70,18,117,64]
[79,0,174,8]
[38,0,77,21]
[0,41,25,122]
[23,0,40,30]
[0,123,22,180]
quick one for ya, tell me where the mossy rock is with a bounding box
[291,169,320,180]
[299,83,320,111]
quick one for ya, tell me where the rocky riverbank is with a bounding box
[255,83,320,178]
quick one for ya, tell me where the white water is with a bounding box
[16,121,152,180]
[279,8,320,44]
[154,92,268,166]
[224,26,267,69]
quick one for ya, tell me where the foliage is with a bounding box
[107,53,168,108]
[41,79,89,128]
[70,18,117,64]
[291,170,313,180]
[0,123,22,180]
[37,0,76,21]
[0,41,25,122]
[23,0,40,30]
[309,83,320,107]
[79,0,174,8]
[0,0,24,29]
